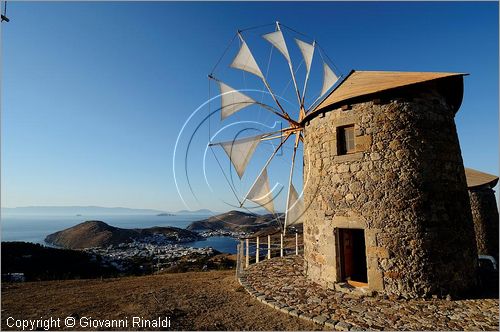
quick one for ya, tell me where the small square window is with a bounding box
[337,125,355,155]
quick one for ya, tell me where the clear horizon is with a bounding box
[2,2,498,212]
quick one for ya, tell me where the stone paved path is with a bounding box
[240,256,499,331]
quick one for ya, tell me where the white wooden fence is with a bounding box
[236,232,303,278]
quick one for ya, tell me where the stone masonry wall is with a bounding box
[302,92,478,298]
[469,187,499,260]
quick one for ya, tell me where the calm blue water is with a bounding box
[1,214,238,254]
[186,236,238,254]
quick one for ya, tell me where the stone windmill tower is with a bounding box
[206,23,480,299]
[301,71,478,298]
[465,168,499,261]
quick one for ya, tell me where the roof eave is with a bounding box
[302,70,468,124]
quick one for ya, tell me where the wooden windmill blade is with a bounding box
[230,32,297,125]
[209,75,297,123]
[283,131,306,235]
[295,38,315,108]
[217,81,258,120]
[209,23,340,234]
[230,37,265,79]
[239,133,291,210]
[285,183,305,227]
[307,62,342,111]
[262,22,302,107]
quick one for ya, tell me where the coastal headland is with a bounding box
[2,210,285,280]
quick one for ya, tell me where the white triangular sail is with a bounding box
[285,184,304,227]
[230,41,264,79]
[295,38,314,75]
[262,30,291,63]
[320,62,339,97]
[264,28,302,106]
[218,134,262,178]
[219,81,256,120]
[245,168,275,213]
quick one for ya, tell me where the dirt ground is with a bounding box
[1,270,320,331]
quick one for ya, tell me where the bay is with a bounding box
[1,214,238,254]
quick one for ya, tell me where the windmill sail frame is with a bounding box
[208,23,341,234]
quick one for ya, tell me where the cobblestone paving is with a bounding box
[240,256,499,331]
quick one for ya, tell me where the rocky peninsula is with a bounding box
[186,210,282,236]
[45,220,202,249]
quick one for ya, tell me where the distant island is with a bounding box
[157,209,216,216]
[1,205,217,217]
[176,209,215,215]
[2,206,167,215]
[45,220,202,249]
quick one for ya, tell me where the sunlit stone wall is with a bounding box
[302,83,478,298]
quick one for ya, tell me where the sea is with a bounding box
[0,214,239,254]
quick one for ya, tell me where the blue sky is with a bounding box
[1,1,498,212]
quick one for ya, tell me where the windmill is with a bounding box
[207,22,342,235]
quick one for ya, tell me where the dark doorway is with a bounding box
[338,228,368,285]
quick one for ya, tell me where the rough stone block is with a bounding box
[299,312,314,322]
[364,229,380,246]
[334,321,352,331]
[313,315,328,324]
[334,114,358,127]
[355,134,372,151]
[367,246,390,258]
[279,306,291,314]
[324,319,338,329]
[273,302,285,309]
[366,257,379,270]
[384,270,401,279]
[335,152,363,163]
[337,164,350,173]
[370,152,381,161]
[368,268,384,291]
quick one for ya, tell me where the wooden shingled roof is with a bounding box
[307,70,467,120]
[465,168,499,189]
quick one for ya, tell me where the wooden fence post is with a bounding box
[267,234,271,259]
[236,242,240,279]
[238,240,244,275]
[280,233,284,257]
[296,233,299,255]
[245,238,249,268]
[256,236,260,263]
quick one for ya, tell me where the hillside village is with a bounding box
[84,242,217,273]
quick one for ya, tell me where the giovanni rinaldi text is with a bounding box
[6,316,172,330]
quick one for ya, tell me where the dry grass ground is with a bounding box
[1,270,320,330]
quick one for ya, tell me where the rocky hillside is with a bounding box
[1,270,317,331]
[186,210,282,233]
[45,220,202,249]
[1,242,120,281]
